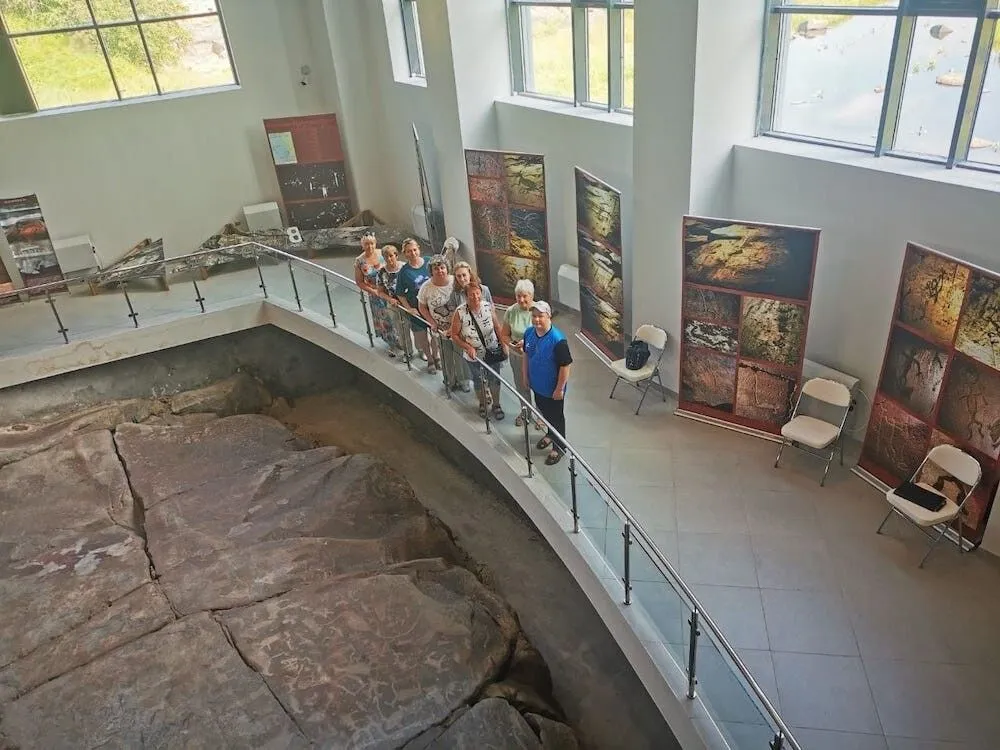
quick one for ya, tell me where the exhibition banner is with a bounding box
[263,114,353,230]
[677,216,820,435]
[0,194,65,292]
[574,167,625,360]
[465,149,550,305]
[858,243,1000,544]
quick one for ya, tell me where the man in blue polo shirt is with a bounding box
[522,301,573,465]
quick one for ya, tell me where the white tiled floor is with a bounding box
[5,256,1000,750]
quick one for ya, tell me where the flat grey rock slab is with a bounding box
[434,697,541,750]
[168,372,272,417]
[113,413,317,507]
[0,399,158,468]
[221,561,519,750]
[0,431,149,667]
[1,613,309,750]
[0,582,174,703]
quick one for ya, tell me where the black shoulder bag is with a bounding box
[468,306,507,366]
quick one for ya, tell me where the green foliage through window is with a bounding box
[0,0,235,113]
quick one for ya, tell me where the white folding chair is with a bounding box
[609,324,668,415]
[876,444,981,568]
[773,377,851,486]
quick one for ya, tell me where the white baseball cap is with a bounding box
[530,301,552,315]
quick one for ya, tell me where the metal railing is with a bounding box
[0,241,800,750]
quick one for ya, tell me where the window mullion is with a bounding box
[571,3,587,105]
[0,14,36,115]
[607,1,619,112]
[757,1,783,134]
[511,2,530,92]
[949,15,995,165]
[128,0,162,96]
[875,14,915,156]
[84,0,122,101]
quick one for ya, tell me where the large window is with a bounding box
[507,0,634,113]
[400,0,425,78]
[758,0,1000,171]
[0,0,236,116]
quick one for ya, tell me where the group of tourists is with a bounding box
[354,233,572,465]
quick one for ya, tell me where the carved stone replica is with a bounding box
[0,376,577,749]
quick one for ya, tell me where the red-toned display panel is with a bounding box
[263,114,352,229]
[464,150,550,305]
[677,216,820,435]
[859,243,1000,545]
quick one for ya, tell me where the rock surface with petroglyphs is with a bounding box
[0,380,574,749]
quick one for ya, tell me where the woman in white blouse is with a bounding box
[451,280,507,420]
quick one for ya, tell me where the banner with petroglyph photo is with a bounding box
[574,168,625,361]
[465,149,549,305]
[0,194,65,295]
[857,243,1000,545]
[677,216,820,436]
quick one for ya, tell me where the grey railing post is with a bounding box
[399,308,412,371]
[569,456,579,533]
[323,274,337,326]
[120,282,139,327]
[480,367,491,434]
[359,291,375,347]
[687,609,700,699]
[287,261,302,311]
[523,409,533,478]
[45,291,68,343]
[441,333,452,399]
[192,279,205,313]
[623,522,632,605]
[770,731,785,750]
[255,255,268,298]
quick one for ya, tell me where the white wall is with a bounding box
[731,141,1000,423]
[495,100,633,308]
[0,0,336,264]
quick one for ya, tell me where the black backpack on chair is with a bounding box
[625,339,650,370]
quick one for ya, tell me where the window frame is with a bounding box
[757,0,1000,173]
[507,0,634,114]
[400,0,425,78]
[0,0,238,116]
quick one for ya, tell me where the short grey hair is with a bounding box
[428,254,448,269]
[514,279,535,297]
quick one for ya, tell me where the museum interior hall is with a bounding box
[2,1,1000,749]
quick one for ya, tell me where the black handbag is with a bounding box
[625,339,650,370]
[895,480,947,512]
[467,306,507,366]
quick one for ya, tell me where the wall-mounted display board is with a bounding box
[574,168,625,361]
[263,114,353,230]
[676,216,820,436]
[857,243,1000,546]
[465,149,550,305]
[0,194,65,293]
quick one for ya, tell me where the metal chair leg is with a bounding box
[773,442,785,468]
[657,372,666,402]
[820,455,832,486]
[919,526,949,568]
[610,376,621,399]
[839,436,845,466]
[635,379,651,415]
[876,507,893,534]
